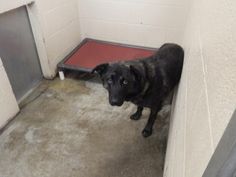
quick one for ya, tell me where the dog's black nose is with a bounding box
[110,99,123,106]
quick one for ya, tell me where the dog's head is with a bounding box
[92,63,142,106]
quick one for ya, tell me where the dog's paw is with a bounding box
[142,129,152,138]
[130,113,141,120]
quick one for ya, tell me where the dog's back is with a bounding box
[127,43,184,107]
[143,43,184,91]
[156,43,184,88]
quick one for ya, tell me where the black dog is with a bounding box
[92,43,184,137]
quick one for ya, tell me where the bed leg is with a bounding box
[59,71,65,80]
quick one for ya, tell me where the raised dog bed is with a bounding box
[57,38,156,79]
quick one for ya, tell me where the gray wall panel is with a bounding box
[203,110,236,177]
[0,6,42,101]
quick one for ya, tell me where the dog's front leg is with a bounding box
[130,106,143,120]
[142,105,161,137]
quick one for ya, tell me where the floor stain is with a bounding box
[0,74,170,177]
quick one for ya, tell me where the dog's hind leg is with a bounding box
[130,106,143,120]
[142,104,162,137]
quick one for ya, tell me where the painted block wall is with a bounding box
[78,0,189,48]
[164,0,236,176]
[31,0,81,77]
[0,58,19,128]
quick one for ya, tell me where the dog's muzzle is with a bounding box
[109,98,124,106]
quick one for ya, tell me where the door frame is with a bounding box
[26,2,54,78]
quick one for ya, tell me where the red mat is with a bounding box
[59,39,156,72]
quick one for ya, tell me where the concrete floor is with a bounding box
[0,74,170,177]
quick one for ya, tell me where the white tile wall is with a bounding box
[78,0,188,47]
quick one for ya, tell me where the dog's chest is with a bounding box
[130,96,153,108]
[130,86,165,108]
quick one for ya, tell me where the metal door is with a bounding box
[0,6,42,101]
[203,110,236,177]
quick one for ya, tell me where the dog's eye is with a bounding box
[107,78,113,84]
[123,80,128,85]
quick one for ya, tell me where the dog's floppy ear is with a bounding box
[91,63,109,76]
[130,65,142,81]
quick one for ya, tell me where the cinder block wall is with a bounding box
[164,0,236,176]
[78,0,189,47]
[32,0,81,77]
